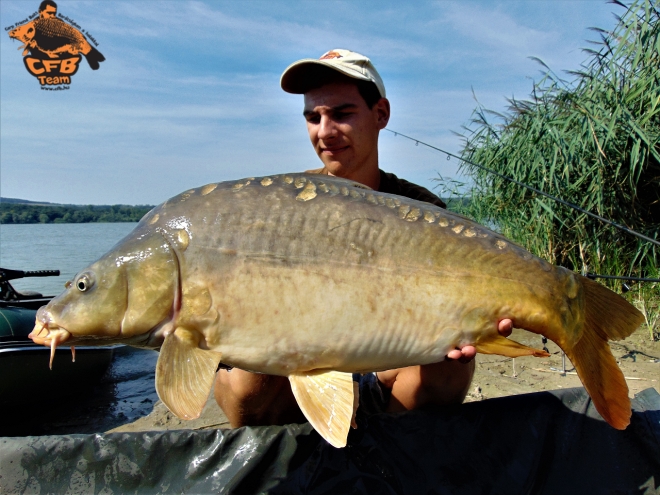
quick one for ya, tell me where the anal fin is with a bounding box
[289,371,358,448]
[475,334,550,358]
[156,327,223,420]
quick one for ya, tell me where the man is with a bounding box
[214,49,513,427]
[38,0,57,19]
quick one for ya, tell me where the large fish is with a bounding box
[30,174,643,448]
[8,18,105,70]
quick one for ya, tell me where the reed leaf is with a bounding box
[439,0,659,337]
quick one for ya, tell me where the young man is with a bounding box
[38,0,58,19]
[214,49,513,427]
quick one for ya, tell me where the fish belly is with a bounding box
[203,264,462,375]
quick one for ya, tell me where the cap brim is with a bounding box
[280,59,373,94]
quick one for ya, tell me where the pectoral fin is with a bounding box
[156,327,223,420]
[289,371,358,448]
[475,334,550,358]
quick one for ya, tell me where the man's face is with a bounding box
[303,81,389,179]
[40,5,57,18]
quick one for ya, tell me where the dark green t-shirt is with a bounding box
[305,168,446,209]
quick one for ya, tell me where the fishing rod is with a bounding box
[386,128,660,285]
[386,129,660,248]
[586,273,660,292]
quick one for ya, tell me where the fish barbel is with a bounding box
[30,174,644,447]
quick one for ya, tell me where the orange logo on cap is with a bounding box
[320,51,343,60]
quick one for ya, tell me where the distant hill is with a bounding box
[1,202,154,224]
[0,197,57,206]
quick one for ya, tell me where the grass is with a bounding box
[438,0,660,340]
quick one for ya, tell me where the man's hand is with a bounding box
[445,318,514,363]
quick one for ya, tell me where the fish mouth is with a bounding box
[29,308,72,369]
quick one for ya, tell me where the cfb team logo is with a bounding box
[5,0,105,90]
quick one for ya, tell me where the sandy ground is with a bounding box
[109,326,660,433]
[465,326,659,403]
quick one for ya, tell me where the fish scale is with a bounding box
[28,17,92,58]
[30,173,645,447]
[34,18,84,44]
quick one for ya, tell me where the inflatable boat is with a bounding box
[0,268,114,404]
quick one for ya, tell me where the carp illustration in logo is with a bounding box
[7,1,105,88]
[9,18,105,69]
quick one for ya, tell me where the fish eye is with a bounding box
[75,273,94,292]
[77,278,88,291]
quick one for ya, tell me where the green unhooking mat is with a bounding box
[1,387,659,494]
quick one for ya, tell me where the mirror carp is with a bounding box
[30,174,644,448]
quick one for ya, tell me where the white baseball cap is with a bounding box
[280,49,386,98]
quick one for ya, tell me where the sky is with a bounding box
[0,0,623,205]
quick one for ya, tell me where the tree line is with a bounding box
[0,203,154,224]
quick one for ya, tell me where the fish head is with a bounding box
[9,22,36,44]
[30,230,178,349]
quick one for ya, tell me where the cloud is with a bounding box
[1,0,620,205]
[441,3,557,52]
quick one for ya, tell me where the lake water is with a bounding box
[0,222,137,296]
[0,223,160,435]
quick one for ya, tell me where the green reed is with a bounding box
[440,0,659,339]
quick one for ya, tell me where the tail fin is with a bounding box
[84,46,105,70]
[563,277,644,429]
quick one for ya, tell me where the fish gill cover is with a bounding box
[5,0,105,90]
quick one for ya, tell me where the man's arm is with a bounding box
[377,360,475,411]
